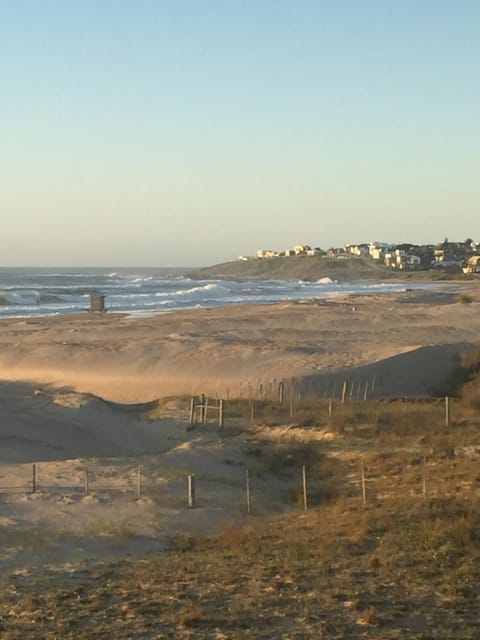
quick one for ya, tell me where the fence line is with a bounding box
[0,456,465,513]
[0,394,463,513]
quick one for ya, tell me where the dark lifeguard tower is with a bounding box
[90,291,106,312]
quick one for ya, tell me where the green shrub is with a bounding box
[448,348,480,394]
[461,373,480,409]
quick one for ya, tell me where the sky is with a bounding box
[1,0,479,266]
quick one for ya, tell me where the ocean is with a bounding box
[0,267,428,318]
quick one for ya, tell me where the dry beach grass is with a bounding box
[1,404,480,638]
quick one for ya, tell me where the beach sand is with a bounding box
[0,285,479,401]
[0,283,479,571]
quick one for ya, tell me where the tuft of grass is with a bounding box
[179,602,204,628]
[81,520,135,539]
[447,347,480,395]
[357,605,379,626]
[461,373,480,409]
[246,440,325,477]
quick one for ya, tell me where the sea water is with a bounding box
[0,267,430,318]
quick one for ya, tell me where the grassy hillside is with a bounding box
[191,255,406,282]
[3,400,480,638]
[0,408,480,640]
[2,360,479,639]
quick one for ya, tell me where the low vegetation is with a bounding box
[1,363,480,638]
[191,255,401,282]
[2,465,479,638]
[448,347,480,409]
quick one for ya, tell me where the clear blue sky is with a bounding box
[1,0,478,266]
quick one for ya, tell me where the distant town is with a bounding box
[241,239,480,274]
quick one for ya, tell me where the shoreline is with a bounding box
[0,278,465,322]
[0,264,473,320]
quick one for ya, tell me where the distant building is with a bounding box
[294,244,311,255]
[257,249,279,259]
[385,251,421,270]
[369,242,393,260]
[345,243,369,257]
[463,255,480,274]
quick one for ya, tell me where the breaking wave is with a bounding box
[316,277,335,284]
[0,269,434,318]
[0,290,41,306]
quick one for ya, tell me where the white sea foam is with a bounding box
[0,290,41,305]
[0,268,437,318]
[316,277,335,284]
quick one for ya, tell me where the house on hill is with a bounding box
[257,249,279,259]
[369,241,393,261]
[384,250,421,270]
[345,243,369,257]
[294,244,311,255]
[463,256,480,274]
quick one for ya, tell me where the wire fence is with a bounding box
[0,393,471,515]
[0,452,473,515]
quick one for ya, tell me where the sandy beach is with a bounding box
[0,283,479,572]
[0,284,479,402]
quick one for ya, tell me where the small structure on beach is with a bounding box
[90,291,106,312]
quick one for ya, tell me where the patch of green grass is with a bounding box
[81,519,135,539]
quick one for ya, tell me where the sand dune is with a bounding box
[296,342,471,399]
[0,285,479,571]
[0,382,173,463]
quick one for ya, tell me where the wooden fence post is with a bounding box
[205,396,210,423]
[445,396,450,427]
[328,399,333,417]
[363,380,369,401]
[200,394,206,424]
[341,380,349,404]
[189,396,195,428]
[219,399,224,428]
[250,401,255,425]
[422,457,427,498]
[361,461,366,506]
[137,469,142,500]
[279,380,284,404]
[302,465,308,511]
[246,468,251,515]
[349,380,355,400]
[187,474,196,508]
